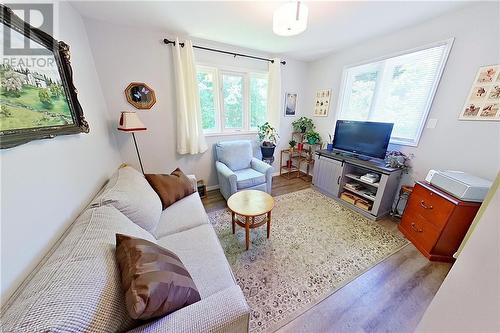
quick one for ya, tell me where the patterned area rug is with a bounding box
[208,188,408,333]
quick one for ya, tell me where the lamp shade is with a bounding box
[117,111,147,132]
[273,1,308,37]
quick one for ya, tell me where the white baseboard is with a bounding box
[207,184,220,191]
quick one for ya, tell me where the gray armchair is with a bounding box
[215,140,273,200]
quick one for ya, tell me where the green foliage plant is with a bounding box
[292,117,315,133]
[258,122,279,146]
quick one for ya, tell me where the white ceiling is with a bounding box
[71,1,473,61]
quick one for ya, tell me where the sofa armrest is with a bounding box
[128,285,250,333]
[187,174,198,193]
[215,161,237,200]
[251,157,273,194]
[251,157,273,176]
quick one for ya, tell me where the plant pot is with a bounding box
[297,142,304,151]
[300,126,307,133]
[261,145,276,159]
[308,138,318,145]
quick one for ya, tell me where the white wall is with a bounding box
[304,2,500,182]
[82,18,309,187]
[0,2,121,303]
[416,172,500,332]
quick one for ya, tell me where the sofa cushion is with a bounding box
[157,224,235,298]
[0,206,156,333]
[145,168,195,210]
[234,168,266,189]
[153,193,209,238]
[215,140,253,171]
[116,234,201,320]
[94,166,162,233]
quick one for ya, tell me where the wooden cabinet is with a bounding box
[399,181,481,262]
[313,154,343,197]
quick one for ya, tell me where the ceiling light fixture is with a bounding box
[273,1,309,37]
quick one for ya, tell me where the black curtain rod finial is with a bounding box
[270,59,287,65]
[163,37,286,65]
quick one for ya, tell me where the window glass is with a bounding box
[338,42,450,146]
[250,75,268,129]
[196,70,216,131]
[222,73,244,129]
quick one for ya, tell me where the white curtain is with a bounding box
[172,38,208,155]
[267,58,282,130]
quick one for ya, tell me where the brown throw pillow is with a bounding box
[145,168,195,210]
[115,233,201,320]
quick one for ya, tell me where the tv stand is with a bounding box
[353,154,371,161]
[312,149,402,220]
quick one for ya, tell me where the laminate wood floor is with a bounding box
[202,176,451,333]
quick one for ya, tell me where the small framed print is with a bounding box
[313,89,331,117]
[284,92,297,117]
[459,64,500,121]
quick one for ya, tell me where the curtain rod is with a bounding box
[163,38,286,65]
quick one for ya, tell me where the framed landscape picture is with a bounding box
[0,5,89,149]
[459,64,500,121]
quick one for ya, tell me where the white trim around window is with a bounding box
[335,38,454,147]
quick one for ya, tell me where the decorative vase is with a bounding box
[261,145,276,159]
[327,143,334,151]
[297,142,304,151]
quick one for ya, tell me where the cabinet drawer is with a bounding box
[400,211,440,253]
[407,184,455,229]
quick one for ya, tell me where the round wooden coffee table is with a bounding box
[227,190,275,250]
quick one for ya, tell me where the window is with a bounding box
[249,74,268,130]
[196,67,218,132]
[196,65,268,134]
[222,73,244,129]
[338,39,453,146]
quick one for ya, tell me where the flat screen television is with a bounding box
[332,120,394,160]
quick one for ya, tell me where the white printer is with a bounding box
[425,170,492,202]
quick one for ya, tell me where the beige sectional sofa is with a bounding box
[1,166,250,333]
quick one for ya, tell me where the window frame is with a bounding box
[336,38,454,147]
[196,63,269,136]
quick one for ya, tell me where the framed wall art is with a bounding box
[125,82,156,109]
[284,92,297,117]
[459,64,500,121]
[313,89,331,117]
[0,5,89,149]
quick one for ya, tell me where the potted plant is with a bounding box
[288,139,296,150]
[327,134,334,151]
[306,130,321,145]
[258,122,279,158]
[292,117,315,133]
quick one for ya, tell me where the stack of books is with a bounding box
[345,182,363,191]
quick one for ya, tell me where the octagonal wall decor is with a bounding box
[125,82,156,109]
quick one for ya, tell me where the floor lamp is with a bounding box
[117,111,147,174]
